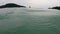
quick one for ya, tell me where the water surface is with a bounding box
[0,8,60,34]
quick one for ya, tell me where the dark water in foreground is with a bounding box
[0,8,60,34]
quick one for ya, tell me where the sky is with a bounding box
[0,0,60,8]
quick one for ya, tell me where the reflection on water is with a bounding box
[0,8,60,34]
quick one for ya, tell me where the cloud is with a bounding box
[28,0,60,8]
[0,0,29,6]
[0,0,60,8]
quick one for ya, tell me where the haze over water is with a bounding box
[0,8,60,34]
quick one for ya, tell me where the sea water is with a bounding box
[0,8,60,34]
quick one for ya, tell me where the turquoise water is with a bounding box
[0,8,60,34]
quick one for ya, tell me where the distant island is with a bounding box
[0,3,26,8]
[48,6,60,10]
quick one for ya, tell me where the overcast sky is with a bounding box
[0,0,60,8]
